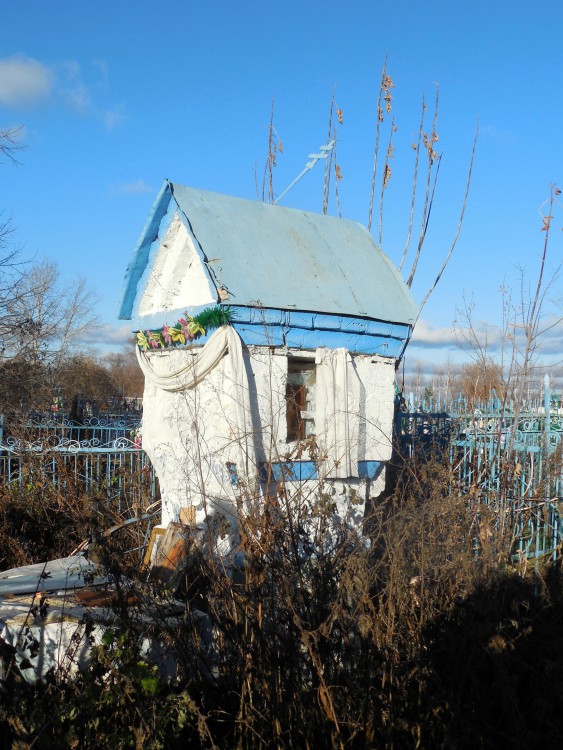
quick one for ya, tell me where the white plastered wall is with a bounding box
[140,344,396,530]
[138,211,216,316]
[141,347,248,530]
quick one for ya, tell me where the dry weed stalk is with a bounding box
[406,85,441,289]
[260,96,283,204]
[367,59,393,233]
[378,118,396,248]
[364,66,476,314]
[2,417,563,747]
[415,119,478,318]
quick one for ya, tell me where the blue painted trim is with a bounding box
[235,326,406,356]
[232,307,410,336]
[260,460,383,481]
[260,461,318,482]
[127,305,412,357]
[118,180,172,320]
[358,461,382,479]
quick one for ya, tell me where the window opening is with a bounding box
[286,358,316,441]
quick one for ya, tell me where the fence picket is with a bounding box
[397,385,563,562]
[0,413,158,517]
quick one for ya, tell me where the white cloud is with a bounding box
[409,314,563,370]
[113,179,152,195]
[82,323,133,346]
[63,81,92,114]
[0,55,125,132]
[91,59,109,84]
[0,55,53,107]
[104,106,126,131]
[410,319,459,348]
[532,317,563,355]
[56,60,91,114]
[402,356,464,376]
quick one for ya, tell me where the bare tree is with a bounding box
[0,126,23,165]
[0,127,26,334]
[0,260,98,413]
[455,360,504,405]
[0,127,101,413]
[104,347,145,398]
[54,353,120,413]
[2,260,97,362]
[455,185,562,454]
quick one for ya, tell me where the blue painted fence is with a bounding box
[3,383,562,564]
[398,377,563,562]
[0,414,159,516]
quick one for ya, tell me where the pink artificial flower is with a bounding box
[162,325,173,345]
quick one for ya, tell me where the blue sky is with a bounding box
[1,0,562,366]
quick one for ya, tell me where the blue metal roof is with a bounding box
[119,180,417,326]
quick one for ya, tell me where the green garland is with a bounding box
[136,306,233,351]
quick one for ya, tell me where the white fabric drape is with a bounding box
[315,347,361,479]
[135,326,234,392]
[223,327,257,480]
[136,326,257,480]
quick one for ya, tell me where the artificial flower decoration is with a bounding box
[135,306,233,351]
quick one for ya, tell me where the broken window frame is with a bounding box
[286,357,316,442]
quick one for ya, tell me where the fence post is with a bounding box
[543,373,555,561]
[544,373,551,439]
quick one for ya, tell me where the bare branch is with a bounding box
[505,184,563,451]
[333,127,343,219]
[378,119,396,247]
[0,126,25,166]
[367,59,389,233]
[262,97,283,204]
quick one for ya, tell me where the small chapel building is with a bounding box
[119,180,417,537]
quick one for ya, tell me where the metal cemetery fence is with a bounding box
[398,377,563,562]
[2,383,563,563]
[0,413,159,517]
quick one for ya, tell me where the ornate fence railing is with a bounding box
[0,413,158,516]
[397,378,563,562]
[3,390,563,562]
[12,412,142,445]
